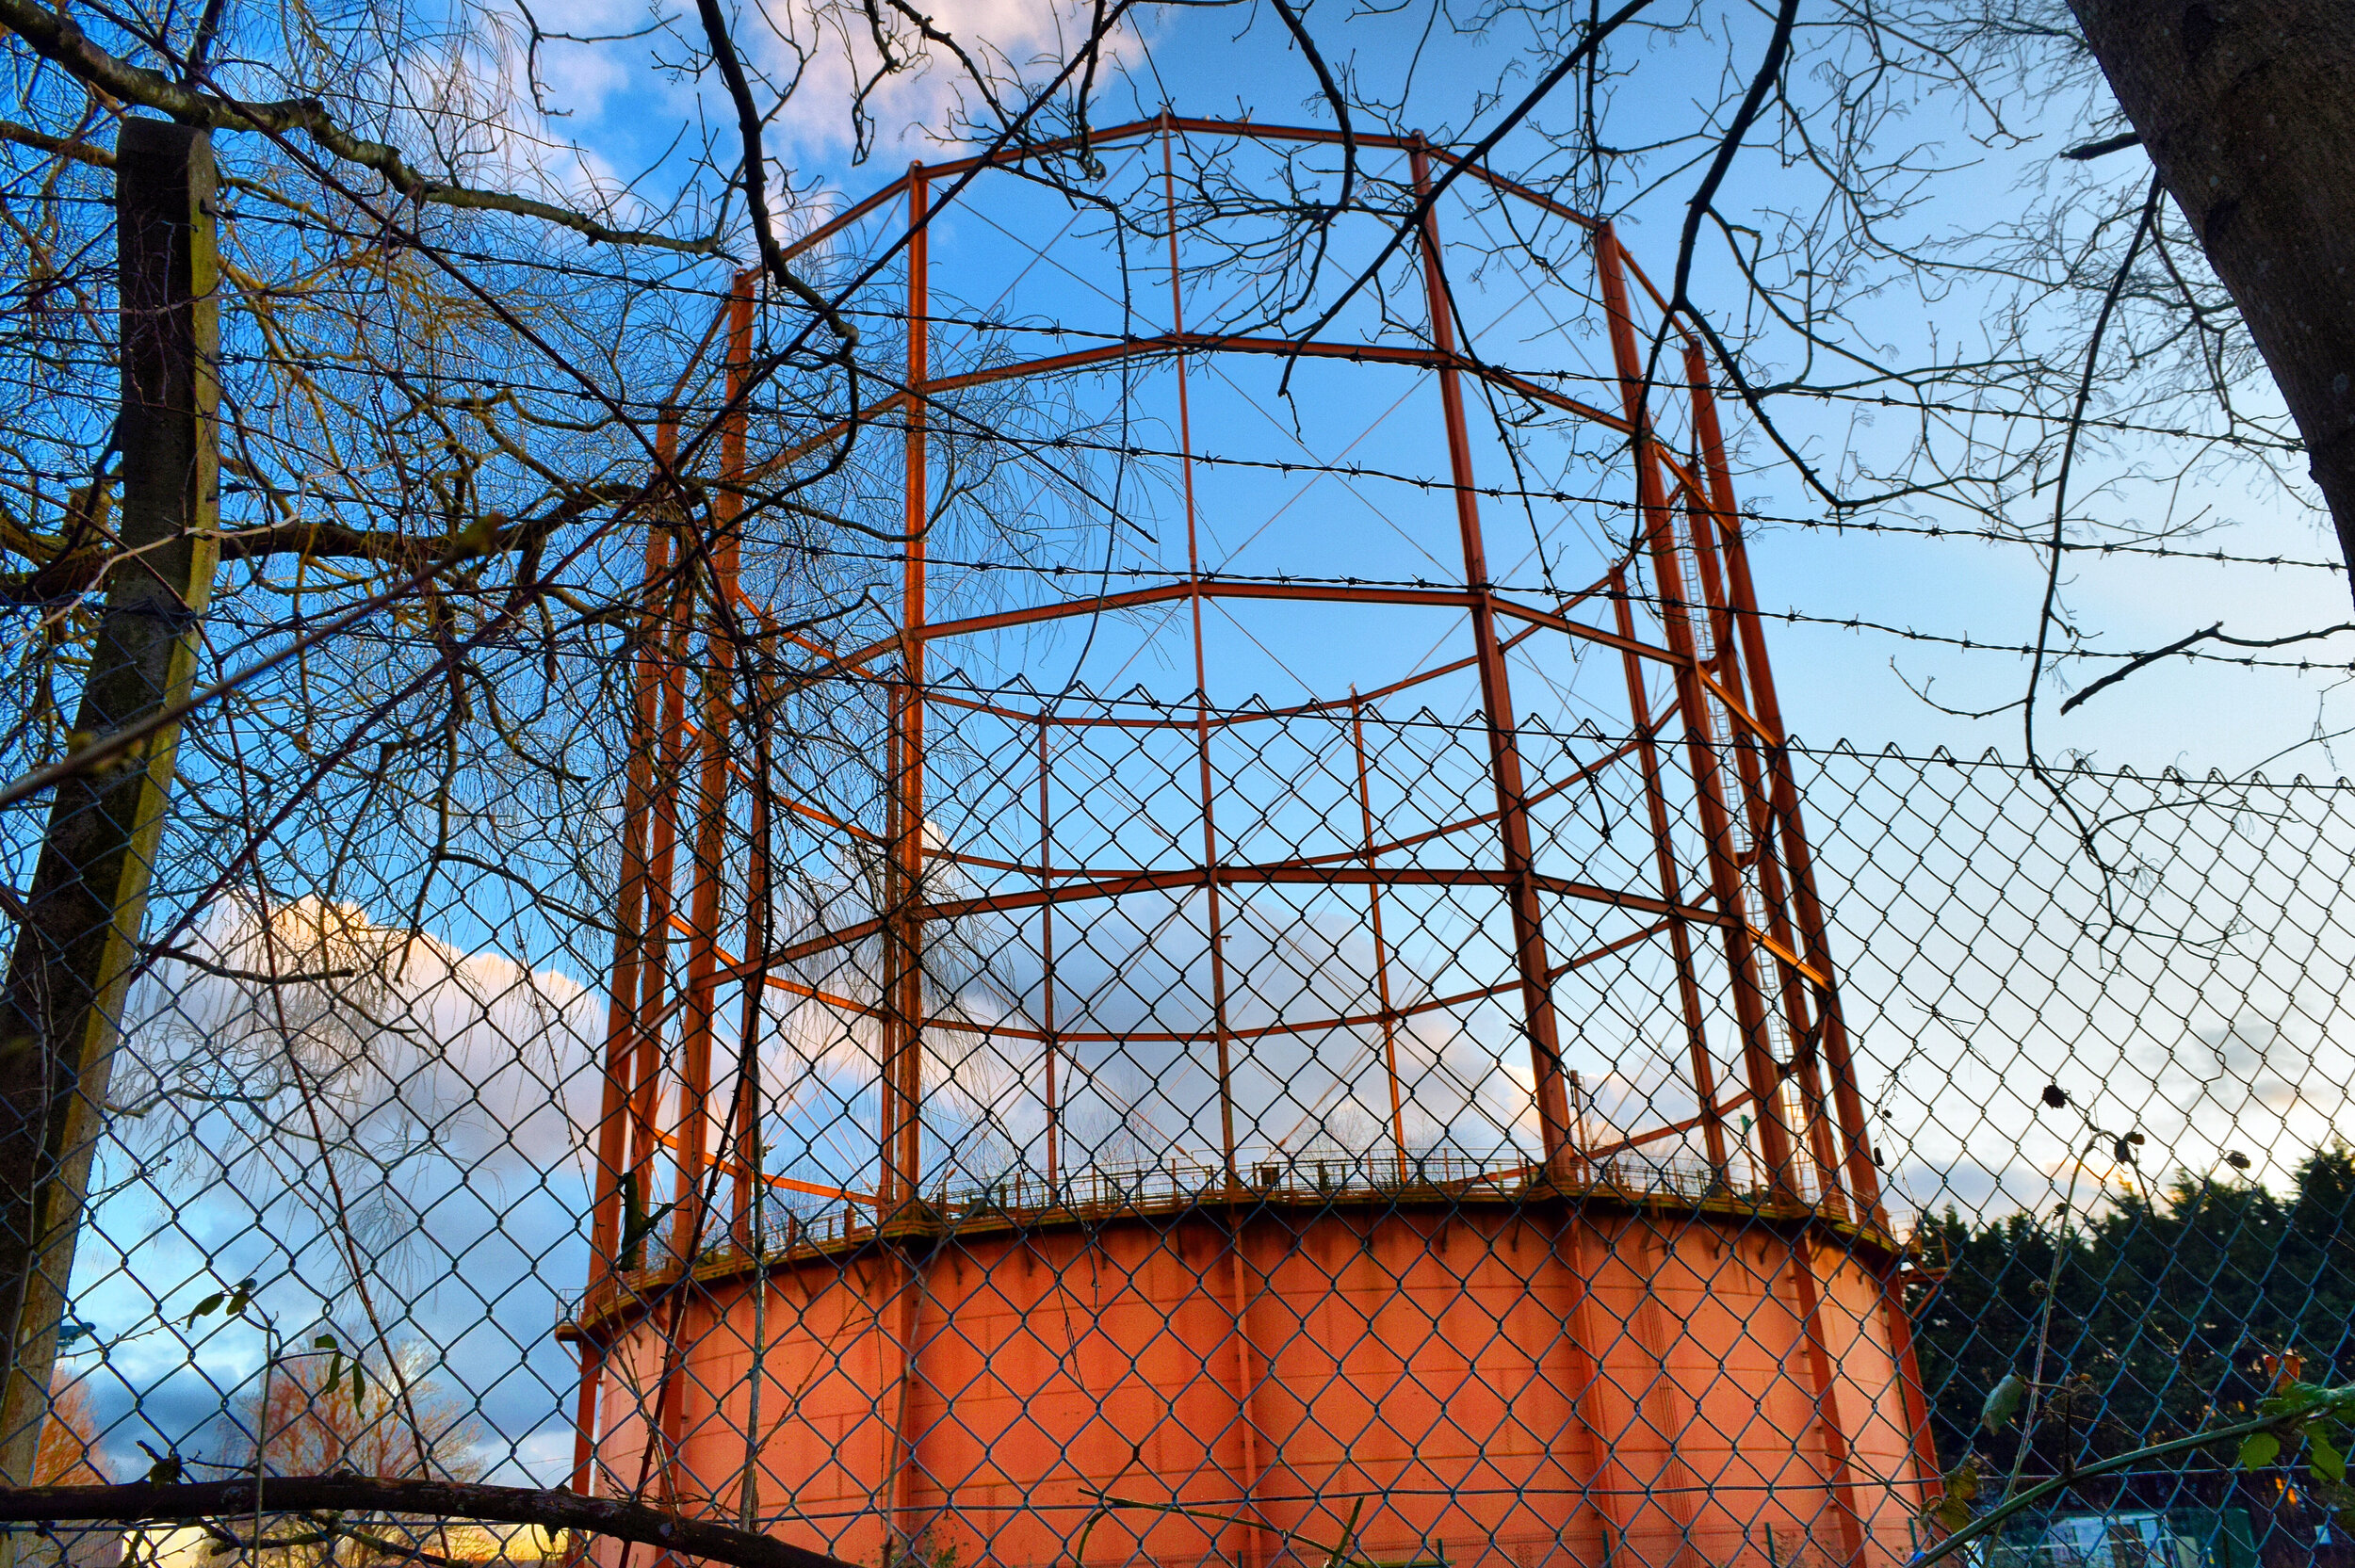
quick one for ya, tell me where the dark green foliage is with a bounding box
[1910,1143,2355,1478]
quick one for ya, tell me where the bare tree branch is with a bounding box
[691,0,859,343]
[0,1477,856,1568]
[0,0,725,253]
[2060,620,2355,713]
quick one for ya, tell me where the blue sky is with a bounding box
[483,0,2355,776]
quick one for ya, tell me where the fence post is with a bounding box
[0,118,220,1494]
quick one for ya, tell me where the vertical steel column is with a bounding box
[588,468,674,1282]
[881,169,930,1214]
[1595,224,1798,1199]
[1786,1238,1871,1568]
[670,271,755,1258]
[629,412,689,1272]
[730,769,771,1249]
[887,1257,930,1542]
[1160,118,1261,1568]
[1037,715,1060,1194]
[1608,572,1730,1181]
[1160,118,1239,1186]
[1683,344,1884,1222]
[1563,1227,1641,1568]
[1407,139,1574,1170]
[573,456,675,1495]
[882,167,934,1563]
[626,409,696,1537]
[729,753,773,1532]
[1877,1261,1944,1513]
[1674,482,1846,1212]
[1348,693,1409,1181]
[656,276,754,1517]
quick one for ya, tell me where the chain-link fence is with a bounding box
[16,728,2352,1568]
[2,113,2350,1568]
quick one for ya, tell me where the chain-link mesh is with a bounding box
[2,116,2349,1568]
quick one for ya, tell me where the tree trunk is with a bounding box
[0,119,219,1512]
[2068,0,2355,601]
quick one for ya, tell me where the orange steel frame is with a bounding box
[568,114,1932,1549]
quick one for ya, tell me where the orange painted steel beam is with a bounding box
[629,413,690,1257]
[1555,915,1676,978]
[1411,137,1574,1172]
[1583,1090,1761,1162]
[860,933,1628,1050]
[884,166,933,1557]
[937,725,1630,878]
[882,967,1514,1047]
[945,863,1727,936]
[736,861,1741,977]
[878,169,930,1220]
[647,1125,878,1207]
[1349,694,1409,1183]
[669,271,755,1263]
[745,332,1636,490]
[1613,567,1732,1183]
[669,709,889,849]
[649,272,756,1528]
[892,117,1612,239]
[1562,1225,1642,1567]
[918,115,1428,181]
[1786,1238,1873,1568]
[1035,717,1060,1192]
[727,741,771,1250]
[1694,664,1783,748]
[1600,220,1801,1206]
[1155,116,1262,1566]
[787,579,1681,719]
[572,440,677,1498]
[1876,1258,1946,1516]
[1678,475,1851,1219]
[903,580,1681,670]
[657,915,884,1018]
[1161,123,1241,1197]
[921,332,1634,436]
[923,611,1560,732]
[1684,347,1884,1227]
[660,288,739,411]
[776,173,913,265]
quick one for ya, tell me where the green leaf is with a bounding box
[2310,1429,2347,1483]
[1982,1373,2026,1433]
[186,1291,224,1325]
[2239,1432,2282,1469]
[349,1362,365,1402]
[314,1334,338,1350]
[1945,1460,1981,1503]
[1921,1456,1981,1535]
[2262,1382,2328,1417]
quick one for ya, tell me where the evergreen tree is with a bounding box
[1910,1143,2355,1482]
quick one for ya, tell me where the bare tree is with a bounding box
[5,0,2355,1561]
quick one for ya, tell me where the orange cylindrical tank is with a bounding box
[572,1177,1926,1568]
